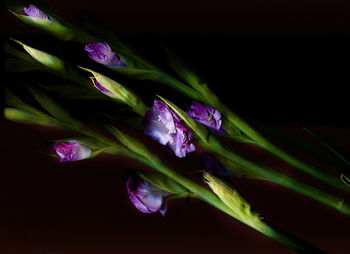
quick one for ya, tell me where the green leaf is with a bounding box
[4,89,55,119]
[251,120,350,175]
[4,107,55,126]
[108,66,160,80]
[34,82,105,100]
[136,170,188,194]
[162,46,205,91]
[156,95,209,143]
[106,125,156,162]
[28,86,80,127]
[5,57,45,72]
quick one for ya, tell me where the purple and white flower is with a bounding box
[23,4,50,20]
[84,41,126,66]
[187,101,224,132]
[53,141,91,162]
[143,99,195,158]
[126,175,169,216]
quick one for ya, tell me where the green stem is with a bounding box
[160,74,348,192]
[157,72,204,101]
[68,123,326,253]
[201,135,350,215]
[145,158,325,253]
[219,104,349,192]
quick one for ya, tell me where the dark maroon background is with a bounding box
[2,0,350,253]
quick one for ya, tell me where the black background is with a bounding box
[2,0,350,253]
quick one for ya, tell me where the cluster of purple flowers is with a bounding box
[143,99,196,158]
[143,99,223,158]
[28,1,226,215]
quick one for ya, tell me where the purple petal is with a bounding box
[53,141,91,162]
[126,176,168,215]
[23,4,50,20]
[144,99,195,158]
[84,41,126,66]
[187,101,222,131]
[93,79,114,96]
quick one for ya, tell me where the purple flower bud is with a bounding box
[53,141,91,162]
[92,79,114,96]
[84,41,126,66]
[126,175,168,216]
[143,99,195,158]
[23,4,50,20]
[201,152,231,176]
[187,101,223,132]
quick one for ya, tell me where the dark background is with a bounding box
[2,0,350,253]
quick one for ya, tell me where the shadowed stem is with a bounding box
[199,135,350,215]
[69,122,326,253]
[160,74,349,192]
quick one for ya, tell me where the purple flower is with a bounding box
[126,175,168,216]
[143,99,195,158]
[84,41,126,66]
[201,152,231,176]
[187,101,224,132]
[53,141,91,162]
[23,4,50,20]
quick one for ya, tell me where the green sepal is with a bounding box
[10,38,65,73]
[135,170,188,194]
[156,95,209,143]
[56,136,107,150]
[78,66,148,116]
[203,172,266,231]
[9,39,89,86]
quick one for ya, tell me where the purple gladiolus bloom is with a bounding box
[84,41,126,66]
[53,141,91,162]
[201,152,231,176]
[23,4,50,20]
[143,99,195,158]
[126,175,168,216]
[187,101,223,132]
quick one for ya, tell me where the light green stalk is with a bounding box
[4,92,325,253]
[161,96,350,215]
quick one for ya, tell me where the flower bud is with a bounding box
[53,141,91,162]
[84,41,126,66]
[126,174,169,216]
[187,101,224,133]
[143,99,195,158]
[23,4,50,20]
